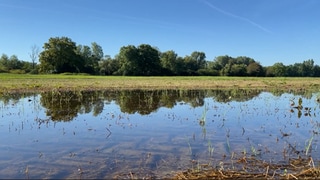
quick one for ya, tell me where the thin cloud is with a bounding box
[201,0,272,34]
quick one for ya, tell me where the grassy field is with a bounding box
[0,73,320,93]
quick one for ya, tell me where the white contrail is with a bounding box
[202,0,272,34]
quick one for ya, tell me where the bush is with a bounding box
[9,69,26,74]
[0,67,8,73]
[60,72,90,76]
[197,69,219,76]
[29,69,39,74]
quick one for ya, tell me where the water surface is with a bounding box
[0,89,319,179]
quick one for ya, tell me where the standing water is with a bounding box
[0,89,319,179]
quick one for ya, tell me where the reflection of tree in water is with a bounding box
[15,88,318,121]
[269,89,314,99]
[180,90,206,107]
[40,91,105,121]
[41,91,82,121]
[115,90,207,115]
[209,89,262,103]
[159,89,206,108]
[2,89,320,122]
[78,91,105,116]
[116,90,161,115]
[0,92,37,105]
[14,89,263,121]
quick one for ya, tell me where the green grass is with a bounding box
[1,73,320,93]
[305,136,314,155]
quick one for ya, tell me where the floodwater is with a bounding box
[0,89,319,179]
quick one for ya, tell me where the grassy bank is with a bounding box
[0,73,320,93]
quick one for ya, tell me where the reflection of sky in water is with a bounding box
[0,91,319,179]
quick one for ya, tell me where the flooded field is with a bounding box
[0,89,319,179]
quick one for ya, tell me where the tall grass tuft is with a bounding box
[225,128,231,154]
[187,138,192,155]
[199,103,208,126]
[208,140,214,157]
[305,136,314,155]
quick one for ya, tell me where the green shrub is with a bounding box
[60,72,90,76]
[29,69,39,74]
[197,69,219,76]
[0,68,8,73]
[9,69,26,74]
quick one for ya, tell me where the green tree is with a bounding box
[312,65,320,77]
[270,62,287,77]
[183,55,198,75]
[190,51,206,69]
[75,42,104,74]
[287,59,315,77]
[160,50,178,75]
[117,45,139,75]
[175,57,186,75]
[99,56,120,75]
[221,63,232,76]
[91,42,104,74]
[247,62,263,76]
[117,44,161,76]
[213,55,258,76]
[91,42,104,60]
[21,61,35,73]
[229,64,247,76]
[302,59,314,77]
[292,63,304,77]
[3,55,25,73]
[0,54,36,73]
[180,51,207,75]
[235,56,255,66]
[8,55,22,70]
[76,45,94,73]
[214,55,232,70]
[286,64,298,77]
[265,66,274,77]
[138,44,161,75]
[39,37,81,73]
[0,54,9,72]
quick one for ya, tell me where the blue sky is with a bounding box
[0,0,319,66]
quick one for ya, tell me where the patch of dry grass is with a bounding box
[1,74,320,93]
[172,157,320,180]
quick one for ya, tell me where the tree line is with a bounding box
[0,36,319,77]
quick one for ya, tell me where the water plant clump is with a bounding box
[199,103,208,126]
[305,136,314,156]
